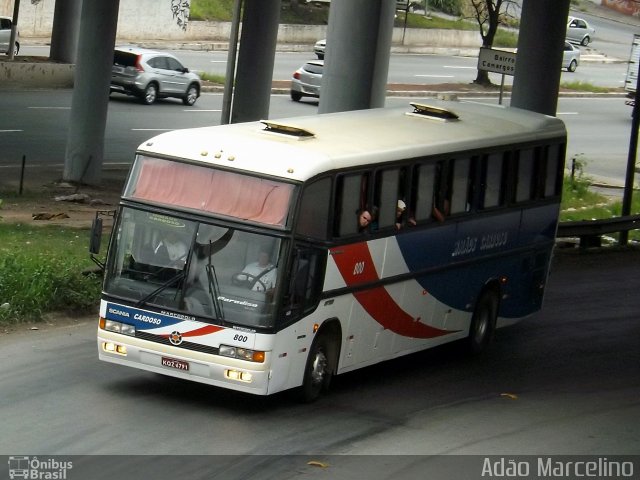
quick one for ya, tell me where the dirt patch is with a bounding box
[1,312,96,336]
[1,165,125,229]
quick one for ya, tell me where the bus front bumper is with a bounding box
[97,329,271,395]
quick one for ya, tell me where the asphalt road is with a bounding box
[0,92,633,192]
[0,247,638,479]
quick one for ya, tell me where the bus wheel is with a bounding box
[300,334,333,403]
[467,291,498,354]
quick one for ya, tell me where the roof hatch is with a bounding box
[407,102,460,121]
[260,120,316,139]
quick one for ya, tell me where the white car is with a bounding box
[0,16,19,56]
[566,16,595,46]
[314,39,326,60]
[562,41,580,72]
[110,46,201,105]
[290,59,323,102]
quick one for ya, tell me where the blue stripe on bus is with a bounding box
[105,303,184,330]
[396,205,558,319]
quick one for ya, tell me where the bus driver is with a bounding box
[234,250,277,292]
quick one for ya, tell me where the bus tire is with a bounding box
[467,290,498,354]
[299,334,333,403]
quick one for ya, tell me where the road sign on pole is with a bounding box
[477,47,517,75]
[477,47,517,104]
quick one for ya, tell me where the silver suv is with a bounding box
[0,16,19,56]
[110,46,201,106]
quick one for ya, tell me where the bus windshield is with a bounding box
[124,155,295,228]
[104,207,285,329]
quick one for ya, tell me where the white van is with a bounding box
[0,16,20,56]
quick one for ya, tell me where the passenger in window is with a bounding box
[432,199,450,223]
[357,206,378,233]
[395,200,416,230]
[234,250,277,292]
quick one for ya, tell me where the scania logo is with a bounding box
[169,331,183,346]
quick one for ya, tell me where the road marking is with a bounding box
[415,74,455,78]
[131,128,174,131]
[210,60,226,63]
[0,129,23,133]
[28,106,71,110]
[557,112,579,115]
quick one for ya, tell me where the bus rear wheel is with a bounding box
[299,334,333,402]
[467,290,498,354]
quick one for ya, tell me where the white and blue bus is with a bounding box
[95,100,566,401]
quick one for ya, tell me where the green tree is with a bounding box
[468,0,519,86]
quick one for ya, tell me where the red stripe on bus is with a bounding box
[331,243,452,339]
[160,325,224,339]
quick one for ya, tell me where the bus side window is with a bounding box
[373,168,401,230]
[412,163,435,223]
[297,177,331,239]
[481,152,506,209]
[543,144,564,198]
[433,160,451,221]
[450,157,472,214]
[334,173,367,237]
[515,149,536,202]
[283,247,325,321]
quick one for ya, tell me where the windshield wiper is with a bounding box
[136,271,185,308]
[206,242,225,319]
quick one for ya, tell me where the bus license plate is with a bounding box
[161,356,189,371]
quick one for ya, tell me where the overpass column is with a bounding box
[230,0,281,123]
[63,0,120,185]
[50,0,82,63]
[511,0,570,116]
[318,0,395,114]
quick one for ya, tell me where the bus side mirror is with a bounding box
[89,217,103,255]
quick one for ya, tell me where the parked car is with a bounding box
[314,39,326,60]
[290,59,323,102]
[562,41,580,72]
[110,46,201,105]
[566,16,595,46]
[0,16,19,56]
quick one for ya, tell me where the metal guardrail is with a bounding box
[556,214,640,247]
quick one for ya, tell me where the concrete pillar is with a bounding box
[63,0,120,185]
[230,0,281,123]
[318,0,395,114]
[50,0,82,64]
[510,0,570,116]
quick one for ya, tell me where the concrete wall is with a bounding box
[601,0,640,17]
[0,0,187,38]
[0,0,481,47]
[0,60,74,87]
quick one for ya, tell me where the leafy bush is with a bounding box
[427,0,464,16]
[0,225,102,324]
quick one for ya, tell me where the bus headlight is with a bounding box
[225,370,253,382]
[101,318,136,336]
[102,342,128,356]
[219,344,265,363]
